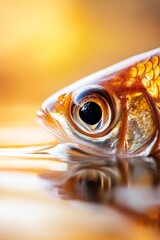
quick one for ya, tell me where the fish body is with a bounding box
[38,48,160,157]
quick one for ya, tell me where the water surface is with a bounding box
[0,146,160,240]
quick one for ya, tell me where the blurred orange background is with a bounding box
[0,2,160,240]
[0,0,160,144]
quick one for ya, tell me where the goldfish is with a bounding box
[38,48,160,158]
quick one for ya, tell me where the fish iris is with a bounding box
[79,101,102,125]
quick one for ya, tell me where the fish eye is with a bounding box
[70,86,114,136]
[79,101,102,125]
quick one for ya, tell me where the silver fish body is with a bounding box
[38,48,160,157]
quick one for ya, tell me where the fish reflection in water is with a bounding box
[40,155,160,228]
[37,49,160,229]
[1,49,160,239]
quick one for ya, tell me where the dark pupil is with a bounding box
[79,101,102,125]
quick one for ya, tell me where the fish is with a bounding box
[38,48,160,158]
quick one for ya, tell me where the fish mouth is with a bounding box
[37,108,70,142]
[37,108,158,158]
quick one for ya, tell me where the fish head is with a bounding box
[38,48,160,157]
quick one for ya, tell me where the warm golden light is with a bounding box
[1,0,160,106]
[0,1,160,240]
[1,0,160,146]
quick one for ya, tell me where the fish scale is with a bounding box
[38,48,160,157]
